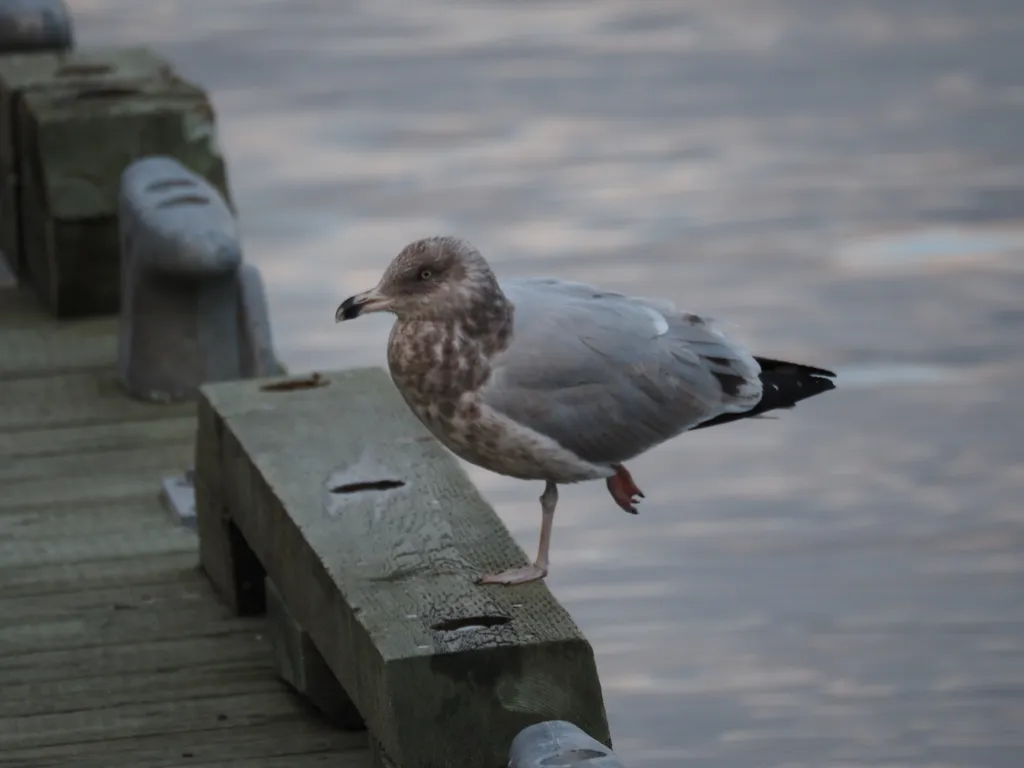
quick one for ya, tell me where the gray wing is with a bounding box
[481,277,764,466]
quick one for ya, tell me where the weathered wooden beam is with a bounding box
[264,576,365,730]
[0,0,73,55]
[510,721,627,767]
[15,57,230,317]
[117,155,279,402]
[193,471,265,616]
[194,368,611,768]
[0,47,175,281]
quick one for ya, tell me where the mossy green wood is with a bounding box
[0,47,176,277]
[194,368,611,768]
[16,74,231,317]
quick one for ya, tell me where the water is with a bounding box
[836,363,964,388]
[837,226,1024,271]
[71,1,1024,765]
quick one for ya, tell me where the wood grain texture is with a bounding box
[0,415,196,461]
[2,690,342,751]
[0,292,372,767]
[0,366,193,432]
[0,470,182,511]
[0,286,117,378]
[0,313,116,379]
[0,439,192,484]
[0,550,199,599]
[1,723,368,768]
[195,367,611,768]
[0,631,269,686]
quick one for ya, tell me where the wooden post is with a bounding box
[509,721,626,767]
[0,47,175,281]
[194,368,611,768]
[117,155,279,402]
[15,57,230,316]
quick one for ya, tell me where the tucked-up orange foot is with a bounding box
[607,463,645,514]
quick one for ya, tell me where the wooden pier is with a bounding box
[0,288,374,766]
[0,293,618,767]
[0,4,614,765]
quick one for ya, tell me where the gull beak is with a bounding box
[335,287,391,322]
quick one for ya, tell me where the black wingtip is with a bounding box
[690,356,837,431]
[754,356,837,380]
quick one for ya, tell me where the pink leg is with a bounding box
[478,482,557,586]
[606,464,645,514]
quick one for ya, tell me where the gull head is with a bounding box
[336,236,502,323]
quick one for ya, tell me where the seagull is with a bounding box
[336,236,836,585]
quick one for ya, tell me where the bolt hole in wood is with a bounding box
[431,616,511,632]
[329,480,405,494]
[540,749,607,765]
[259,373,329,392]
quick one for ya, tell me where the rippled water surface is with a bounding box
[70,1,1024,764]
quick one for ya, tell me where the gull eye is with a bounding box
[419,268,433,281]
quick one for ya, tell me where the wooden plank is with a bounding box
[0,465,183,511]
[0,722,370,768]
[0,689,337,751]
[0,524,194,569]
[0,655,281,718]
[0,496,185,541]
[0,414,196,460]
[0,631,268,685]
[195,367,611,768]
[1,578,215,626]
[0,367,194,432]
[189,755,369,768]
[0,440,191,485]
[0,594,242,656]
[0,549,199,598]
[0,366,193,432]
[0,548,223,661]
[0,314,117,379]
